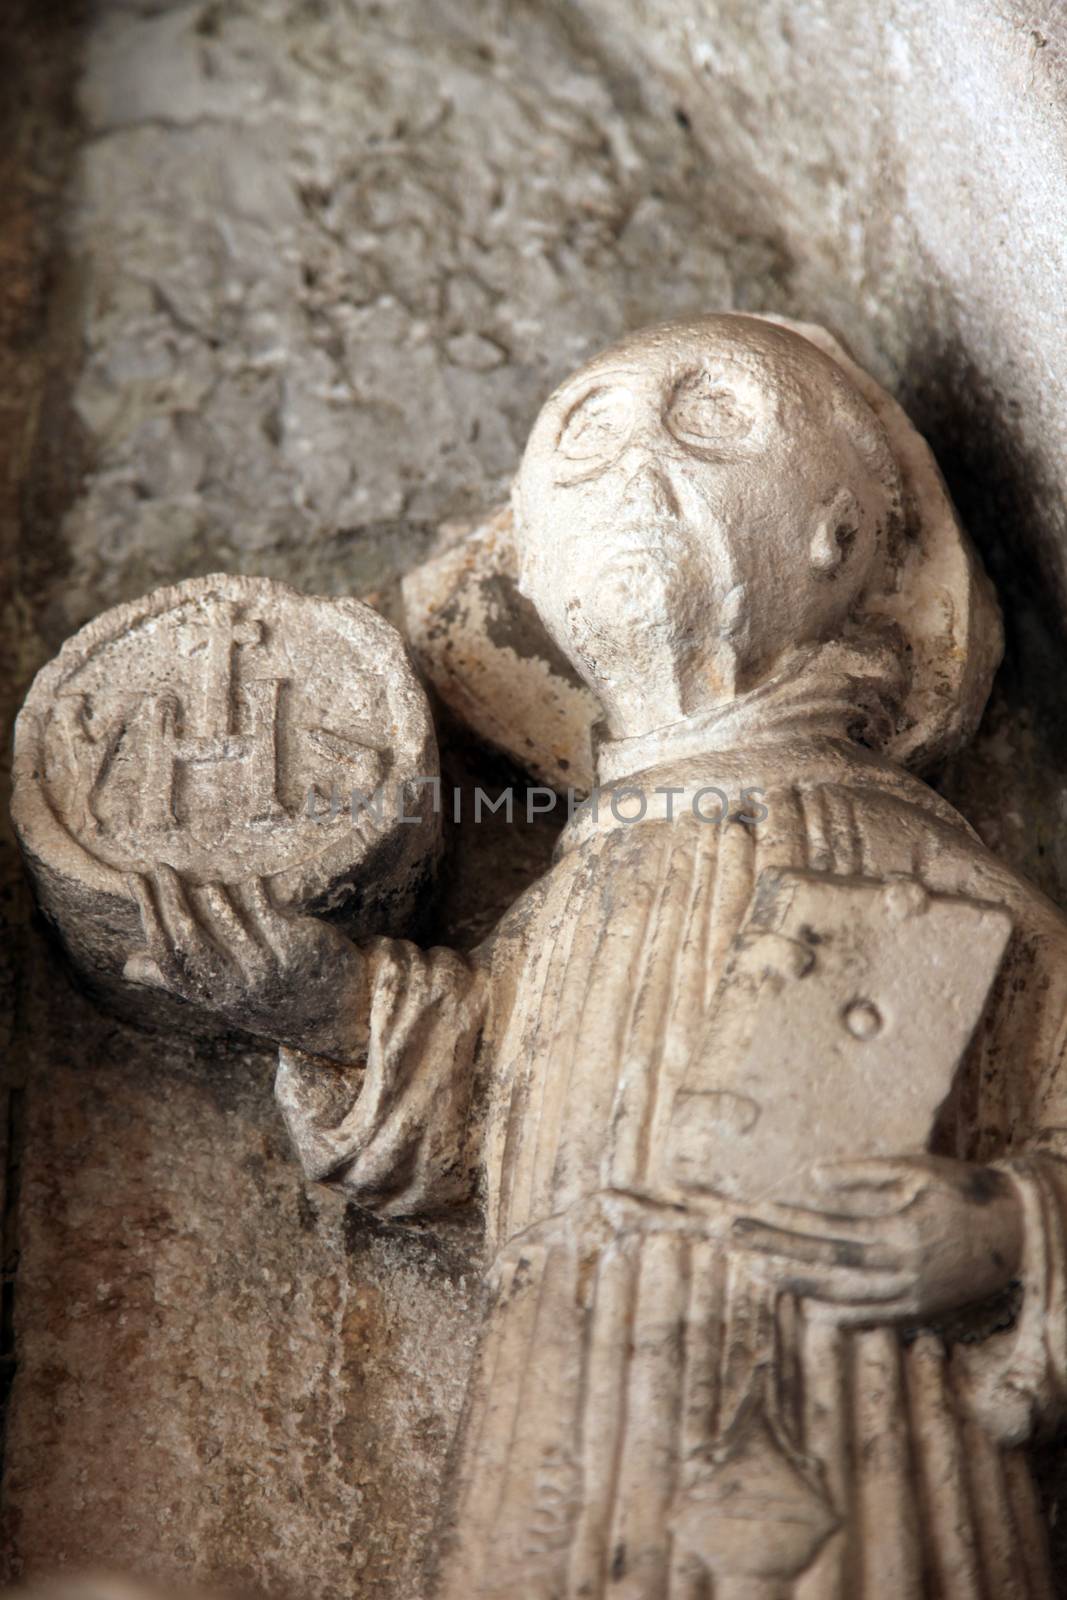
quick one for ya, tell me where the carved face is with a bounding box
[515,315,900,736]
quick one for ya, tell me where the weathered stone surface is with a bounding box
[12,573,439,1037]
[56,0,763,639]
[577,0,1067,584]
[575,0,1067,905]
[17,310,1060,1600]
[239,317,1060,1598]
[5,0,1067,1595]
[2,2,750,1591]
[2,963,480,1598]
[401,315,1004,791]
[402,508,600,795]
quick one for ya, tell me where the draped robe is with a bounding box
[276,731,1067,1599]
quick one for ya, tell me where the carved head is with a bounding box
[514,314,905,737]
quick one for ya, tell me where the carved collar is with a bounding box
[595,639,906,787]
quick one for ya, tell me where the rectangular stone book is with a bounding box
[665,869,1013,1205]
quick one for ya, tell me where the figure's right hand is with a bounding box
[123,863,368,1060]
[729,1155,1024,1327]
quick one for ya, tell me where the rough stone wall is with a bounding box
[57,0,785,633]
[5,0,1067,1595]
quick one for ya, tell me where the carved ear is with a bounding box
[809,487,861,576]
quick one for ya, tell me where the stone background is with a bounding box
[2,0,1067,1595]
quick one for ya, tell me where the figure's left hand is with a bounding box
[731,1155,1024,1326]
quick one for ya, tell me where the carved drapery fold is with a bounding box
[276,750,1067,1596]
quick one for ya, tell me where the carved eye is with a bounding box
[557,386,634,464]
[666,370,757,447]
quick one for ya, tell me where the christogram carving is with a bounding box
[12,572,439,1039]
[13,315,1067,1597]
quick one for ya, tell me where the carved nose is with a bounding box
[621,462,680,519]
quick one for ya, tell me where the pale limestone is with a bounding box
[11,573,438,1043]
[402,508,600,795]
[404,316,1002,792]
[4,6,754,1585]
[16,315,1067,1597]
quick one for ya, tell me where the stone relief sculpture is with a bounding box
[12,313,1067,1598]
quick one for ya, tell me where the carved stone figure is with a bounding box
[13,314,1067,1598]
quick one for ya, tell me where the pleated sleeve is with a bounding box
[274,935,488,1219]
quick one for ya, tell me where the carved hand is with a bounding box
[730,1155,1024,1326]
[123,863,369,1062]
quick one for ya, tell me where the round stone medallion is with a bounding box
[12,573,440,1028]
